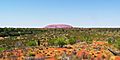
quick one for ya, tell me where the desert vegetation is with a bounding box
[0,28,120,60]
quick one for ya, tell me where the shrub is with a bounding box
[57,37,67,47]
[115,39,120,49]
[107,37,115,44]
[69,37,76,45]
[48,37,67,47]
[0,48,5,52]
[27,40,37,46]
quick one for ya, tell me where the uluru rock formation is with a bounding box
[44,24,73,28]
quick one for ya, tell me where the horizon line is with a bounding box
[1,26,120,28]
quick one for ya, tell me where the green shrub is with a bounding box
[115,39,120,49]
[48,39,56,46]
[69,38,76,45]
[57,37,67,47]
[48,37,67,47]
[27,40,37,46]
[0,48,5,52]
[107,37,115,44]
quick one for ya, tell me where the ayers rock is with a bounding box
[44,24,73,28]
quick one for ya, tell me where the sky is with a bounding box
[0,0,120,28]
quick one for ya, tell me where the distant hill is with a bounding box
[44,24,73,28]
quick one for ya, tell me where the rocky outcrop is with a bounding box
[44,24,73,28]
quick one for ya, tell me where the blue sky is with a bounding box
[0,0,120,28]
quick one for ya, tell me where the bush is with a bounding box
[57,37,67,47]
[27,40,37,46]
[48,37,67,47]
[69,38,76,45]
[48,39,56,46]
[107,37,115,44]
[0,48,5,52]
[115,39,120,49]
